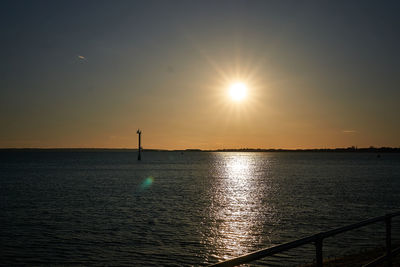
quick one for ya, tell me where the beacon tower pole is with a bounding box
[137,129,142,161]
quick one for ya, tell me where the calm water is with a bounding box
[1,150,400,266]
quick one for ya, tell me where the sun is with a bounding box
[229,82,247,101]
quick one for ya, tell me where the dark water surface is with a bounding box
[1,150,400,266]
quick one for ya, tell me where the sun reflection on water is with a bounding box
[204,153,275,263]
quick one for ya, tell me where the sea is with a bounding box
[1,150,400,266]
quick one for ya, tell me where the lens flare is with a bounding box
[140,176,154,190]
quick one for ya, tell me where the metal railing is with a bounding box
[209,211,400,267]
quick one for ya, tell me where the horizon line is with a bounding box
[1,146,399,151]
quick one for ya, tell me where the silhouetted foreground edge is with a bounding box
[208,212,400,267]
[299,245,400,267]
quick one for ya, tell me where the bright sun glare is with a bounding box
[229,82,247,101]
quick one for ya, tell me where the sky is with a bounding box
[1,0,399,149]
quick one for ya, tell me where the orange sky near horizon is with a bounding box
[1,2,399,149]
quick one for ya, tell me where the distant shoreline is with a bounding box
[1,147,399,153]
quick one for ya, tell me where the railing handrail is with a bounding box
[209,211,400,267]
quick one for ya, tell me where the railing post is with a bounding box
[315,234,323,267]
[385,214,392,267]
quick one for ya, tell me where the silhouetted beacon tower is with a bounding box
[137,129,142,161]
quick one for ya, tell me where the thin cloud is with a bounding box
[342,130,357,133]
